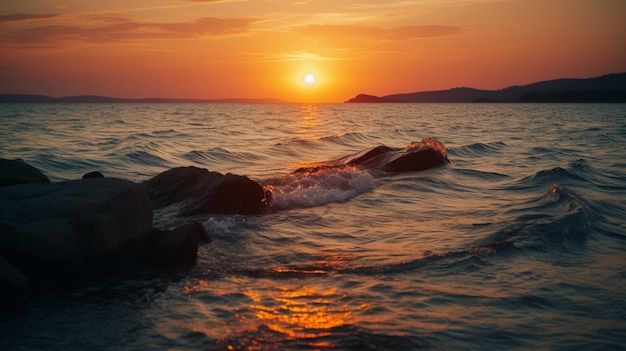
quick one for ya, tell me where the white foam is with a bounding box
[202,216,241,239]
[263,166,375,210]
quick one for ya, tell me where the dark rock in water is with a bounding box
[0,175,153,306]
[0,161,217,308]
[338,139,449,173]
[146,222,210,267]
[0,158,51,187]
[82,171,104,179]
[144,166,268,215]
[0,218,86,282]
[346,145,394,168]
[0,253,31,304]
[383,148,448,172]
[0,178,153,274]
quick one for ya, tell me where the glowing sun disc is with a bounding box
[304,74,315,84]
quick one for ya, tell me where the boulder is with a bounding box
[0,177,154,278]
[82,171,104,179]
[0,253,30,305]
[383,148,448,172]
[0,218,85,281]
[144,166,268,215]
[146,221,210,267]
[0,158,50,187]
[0,162,219,306]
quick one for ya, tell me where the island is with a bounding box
[345,72,626,103]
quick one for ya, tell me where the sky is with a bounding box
[1,0,625,102]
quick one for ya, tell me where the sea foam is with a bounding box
[262,166,375,210]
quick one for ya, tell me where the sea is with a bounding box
[0,103,625,351]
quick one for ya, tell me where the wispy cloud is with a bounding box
[1,16,260,44]
[0,13,60,22]
[265,51,339,61]
[294,24,461,40]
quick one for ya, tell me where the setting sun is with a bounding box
[304,74,316,85]
[0,1,624,103]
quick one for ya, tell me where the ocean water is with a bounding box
[1,103,625,350]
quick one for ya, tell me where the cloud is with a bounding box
[1,16,260,44]
[294,24,462,40]
[0,13,60,22]
[183,0,241,2]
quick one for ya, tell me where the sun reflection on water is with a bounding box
[249,285,352,340]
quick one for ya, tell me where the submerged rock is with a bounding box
[0,177,154,277]
[0,253,30,303]
[0,175,211,305]
[0,158,51,187]
[82,171,104,179]
[144,166,269,215]
[383,148,448,172]
[337,139,449,173]
[146,221,210,267]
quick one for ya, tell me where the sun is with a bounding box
[304,73,315,85]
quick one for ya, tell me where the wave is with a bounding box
[260,138,448,210]
[181,148,259,165]
[261,166,376,210]
[502,159,586,193]
[475,160,614,253]
[206,324,431,351]
[318,132,374,146]
[273,132,375,149]
[143,139,450,216]
[448,141,507,157]
[194,239,516,281]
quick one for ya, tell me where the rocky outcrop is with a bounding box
[344,94,399,103]
[344,139,449,173]
[345,72,626,103]
[145,222,211,267]
[0,160,213,306]
[144,166,269,216]
[0,158,50,187]
[382,148,448,172]
[0,178,153,258]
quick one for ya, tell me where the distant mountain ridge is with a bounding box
[0,94,285,104]
[346,72,626,103]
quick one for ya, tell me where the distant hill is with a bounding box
[345,73,626,103]
[0,94,285,104]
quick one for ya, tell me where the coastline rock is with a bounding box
[0,253,31,303]
[0,161,224,308]
[144,166,269,215]
[0,158,51,187]
[383,148,448,172]
[0,218,85,282]
[344,94,398,103]
[340,139,449,173]
[146,222,210,267]
[0,177,155,284]
[82,171,104,179]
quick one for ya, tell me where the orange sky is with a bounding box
[1,0,625,102]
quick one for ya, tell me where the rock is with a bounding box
[0,158,50,187]
[146,222,210,266]
[82,171,104,179]
[0,161,220,302]
[346,145,394,168]
[0,253,31,305]
[0,177,153,270]
[383,148,448,172]
[144,166,268,215]
[0,218,85,281]
[345,94,399,103]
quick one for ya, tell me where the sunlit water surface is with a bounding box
[1,103,625,350]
